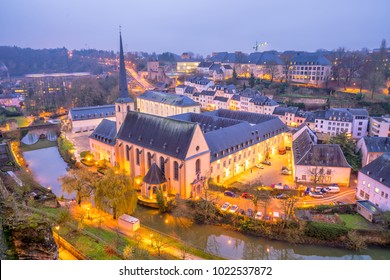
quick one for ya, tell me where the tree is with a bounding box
[156,186,174,213]
[232,67,237,81]
[151,234,169,257]
[59,168,96,206]
[328,133,361,171]
[367,71,385,99]
[306,166,325,185]
[249,72,255,88]
[264,63,280,83]
[280,192,299,229]
[280,52,294,84]
[94,168,138,219]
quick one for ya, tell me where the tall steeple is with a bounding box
[118,29,130,99]
[115,28,134,132]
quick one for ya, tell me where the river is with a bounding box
[23,145,390,260]
[23,146,70,198]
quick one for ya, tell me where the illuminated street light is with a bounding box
[55,226,60,248]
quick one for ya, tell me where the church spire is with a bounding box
[119,29,129,99]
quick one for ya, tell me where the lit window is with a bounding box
[374,188,379,194]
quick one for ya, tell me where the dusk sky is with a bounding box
[1,0,389,55]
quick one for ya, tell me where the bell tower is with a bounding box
[115,29,134,132]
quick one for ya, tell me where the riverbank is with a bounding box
[179,199,390,252]
[21,139,57,152]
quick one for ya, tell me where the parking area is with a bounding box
[224,151,295,188]
[63,131,91,161]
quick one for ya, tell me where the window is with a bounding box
[126,145,130,161]
[381,191,384,197]
[359,190,364,197]
[136,149,140,165]
[374,187,379,194]
[386,193,389,199]
[196,159,201,174]
[147,152,152,169]
[160,156,165,175]
[302,175,306,180]
[174,161,179,180]
[127,105,131,112]
[118,105,121,112]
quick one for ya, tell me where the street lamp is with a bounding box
[150,234,154,246]
[55,226,60,248]
[87,207,90,220]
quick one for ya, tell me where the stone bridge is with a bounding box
[19,123,61,145]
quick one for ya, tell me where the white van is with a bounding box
[327,186,340,193]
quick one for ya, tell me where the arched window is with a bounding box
[160,156,165,175]
[174,161,179,180]
[136,148,140,165]
[126,145,130,161]
[196,159,201,174]
[118,105,121,112]
[127,105,130,112]
[147,152,152,169]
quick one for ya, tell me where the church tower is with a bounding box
[115,30,134,132]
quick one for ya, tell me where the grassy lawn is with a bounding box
[21,139,57,151]
[339,214,381,231]
[6,116,31,127]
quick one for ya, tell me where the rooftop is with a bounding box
[69,105,115,120]
[89,119,117,146]
[363,137,390,153]
[138,90,200,107]
[360,153,390,188]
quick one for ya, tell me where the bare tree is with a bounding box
[306,166,325,185]
[152,234,169,257]
[367,71,385,99]
[280,53,294,84]
[280,192,299,228]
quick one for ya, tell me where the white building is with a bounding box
[306,108,368,139]
[136,90,201,117]
[356,136,390,166]
[369,116,390,137]
[184,76,214,92]
[68,105,116,133]
[293,125,351,186]
[356,153,390,211]
[287,52,332,85]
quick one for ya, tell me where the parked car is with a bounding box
[281,169,291,175]
[255,211,263,220]
[282,166,290,171]
[309,192,324,198]
[327,186,340,193]
[278,148,286,155]
[276,193,288,199]
[224,191,236,197]
[261,160,271,166]
[321,187,330,193]
[315,186,326,193]
[241,192,254,200]
[221,202,231,211]
[255,164,264,169]
[274,183,284,190]
[229,205,239,213]
[246,209,253,217]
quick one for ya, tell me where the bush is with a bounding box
[80,151,92,158]
[305,222,349,241]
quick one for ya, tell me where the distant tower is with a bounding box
[115,30,134,132]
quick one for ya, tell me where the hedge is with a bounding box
[305,222,349,241]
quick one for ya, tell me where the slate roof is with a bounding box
[363,137,390,153]
[204,109,278,125]
[232,94,241,101]
[89,119,117,146]
[293,130,315,164]
[143,163,167,185]
[184,86,196,94]
[69,105,115,120]
[208,52,247,64]
[290,52,332,66]
[360,153,390,188]
[294,134,350,168]
[246,52,282,65]
[185,76,213,85]
[213,96,229,102]
[170,113,242,131]
[372,116,390,123]
[209,63,222,71]
[199,90,216,97]
[250,96,278,106]
[273,106,299,116]
[117,111,198,160]
[138,90,199,107]
[205,117,288,162]
[240,88,261,98]
[198,61,213,68]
